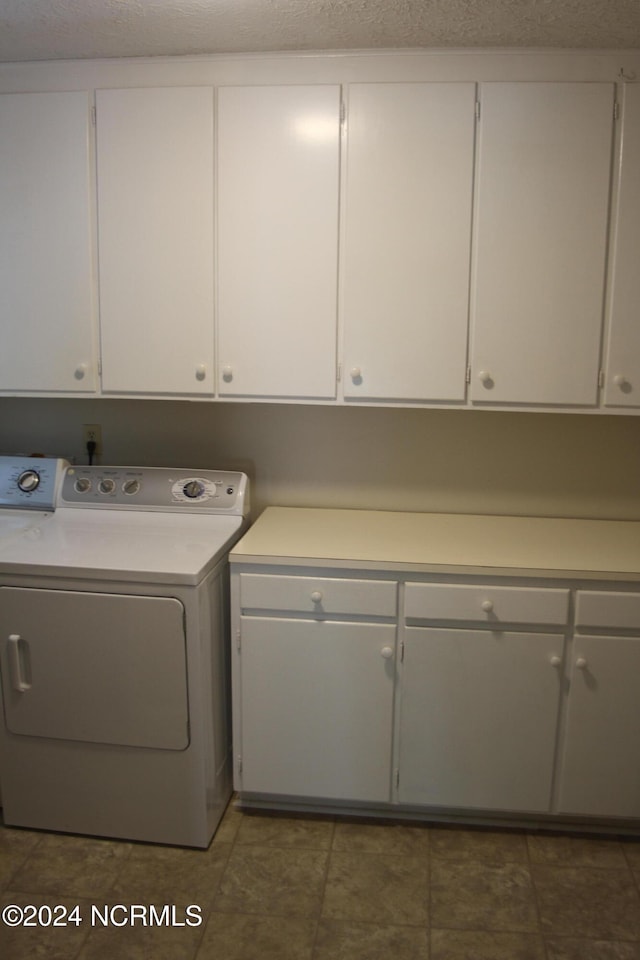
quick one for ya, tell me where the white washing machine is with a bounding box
[0,456,68,804]
[0,464,249,848]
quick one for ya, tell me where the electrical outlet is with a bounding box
[83,423,102,454]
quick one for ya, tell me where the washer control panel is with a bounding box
[60,466,249,515]
[0,457,68,510]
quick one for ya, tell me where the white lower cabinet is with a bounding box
[235,571,398,802]
[398,580,568,813]
[238,617,396,801]
[232,567,640,825]
[398,627,563,812]
[558,635,640,818]
[557,590,640,818]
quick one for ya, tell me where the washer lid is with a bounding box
[0,509,245,585]
[0,510,53,543]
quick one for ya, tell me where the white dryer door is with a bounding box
[0,587,189,750]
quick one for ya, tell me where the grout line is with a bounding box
[622,837,640,889]
[426,825,432,953]
[1,833,46,894]
[310,816,336,959]
[525,831,551,960]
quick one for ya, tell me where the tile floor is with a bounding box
[2,799,640,959]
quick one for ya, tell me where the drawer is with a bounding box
[576,591,640,631]
[239,573,397,617]
[404,582,570,625]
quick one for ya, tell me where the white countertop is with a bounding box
[230,507,640,580]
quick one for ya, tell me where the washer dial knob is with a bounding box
[122,479,141,496]
[99,478,116,495]
[183,479,205,499]
[17,469,41,493]
[74,477,92,494]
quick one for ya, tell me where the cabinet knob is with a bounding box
[74,363,88,381]
[549,655,562,667]
[310,591,323,604]
[613,374,630,392]
[481,599,494,613]
[350,367,363,382]
[576,657,588,670]
[222,365,233,383]
[195,364,207,382]
[380,646,394,660]
[478,370,494,388]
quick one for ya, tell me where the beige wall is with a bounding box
[1,397,639,522]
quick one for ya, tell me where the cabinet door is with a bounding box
[238,617,395,801]
[398,627,563,811]
[470,83,614,406]
[558,636,640,818]
[0,92,96,392]
[603,84,640,407]
[97,87,214,395]
[342,83,475,402]
[217,86,340,399]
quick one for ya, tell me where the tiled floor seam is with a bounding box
[192,828,243,960]
[102,837,136,899]
[192,847,232,960]
[2,831,46,894]
[525,833,551,959]
[625,841,640,899]
[532,860,640,948]
[426,827,433,955]
[310,817,337,960]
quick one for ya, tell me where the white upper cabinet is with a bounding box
[470,83,615,407]
[217,86,340,399]
[0,92,96,393]
[96,87,214,395]
[342,83,476,402]
[603,83,640,408]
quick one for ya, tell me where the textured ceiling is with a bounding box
[0,0,638,63]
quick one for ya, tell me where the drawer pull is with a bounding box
[481,599,494,613]
[549,655,562,667]
[310,591,323,604]
[576,657,588,670]
[380,646,394,660]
